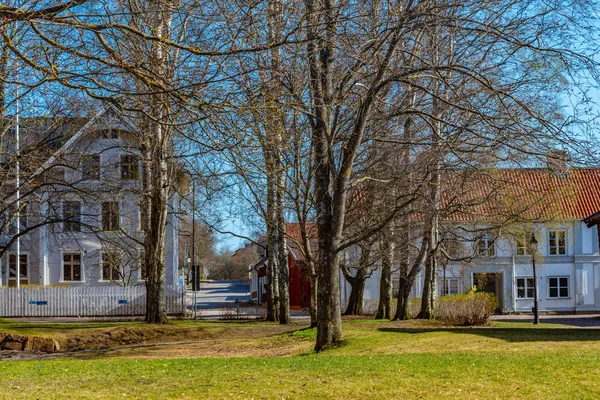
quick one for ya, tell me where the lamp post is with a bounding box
[529,234,539,325]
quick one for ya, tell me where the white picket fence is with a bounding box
[0,285,186,317]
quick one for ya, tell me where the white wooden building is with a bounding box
[0,105,184,289]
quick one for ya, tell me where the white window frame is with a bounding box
[548,276,570,298]
[101,201,120,232]
[120,154,139,180]
[100,251,122,282]
[477,232,496,257]
[548,230,567,256]
[60,251,84,283]
[8,253,29,282]
[515,277,535,299]
[441,278,460,296]
[515,232,534,256]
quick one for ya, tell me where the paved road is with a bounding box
[492,313,600,328]
[188,280,250,310]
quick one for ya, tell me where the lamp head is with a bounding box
[529,234,538,252]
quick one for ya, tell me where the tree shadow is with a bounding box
[377,326,600,342]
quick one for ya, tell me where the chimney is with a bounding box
[546,150,569,177]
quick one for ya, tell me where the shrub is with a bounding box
[435,292,498,326]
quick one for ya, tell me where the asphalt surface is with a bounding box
[188,280,251,310]
[492,313,600,327]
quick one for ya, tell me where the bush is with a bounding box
[435,292,498,326]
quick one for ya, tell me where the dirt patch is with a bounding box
[0,333,60,353]
[0,320,312,360]
[61,324,213,352]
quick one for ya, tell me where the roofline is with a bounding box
[31,104,138,179]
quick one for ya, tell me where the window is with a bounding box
[516,277,535,299]
[548,230,566,255]
[102,252,121,281]
[81,155,100,180]
[441,278,459,296]
[8,254,28,279]
[120,155,139,180]
[548,276,569,298]
[63,201,81,232]
[102,202,119,231]
[63,253,82,281]
[477,232,495,256]
[516,232,534,255]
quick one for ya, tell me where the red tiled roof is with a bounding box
[443,168,600,222]
[285,223,317,262]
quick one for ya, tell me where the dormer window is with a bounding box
[477,232,495,257]
[120,155,139,180]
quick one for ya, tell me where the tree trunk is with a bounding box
[395,277,413,320]
[309,271,318,328]
[418,251,436,319]
[143,1,174,324]
[266,178,280,321]
[344,273,366,315]
[315,241,343,351]
[144,121,170,324]
[376,228,394,319]
[277,185,290,324]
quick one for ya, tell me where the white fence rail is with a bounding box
[0,285,186,317]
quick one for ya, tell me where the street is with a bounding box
[188,280,250,310]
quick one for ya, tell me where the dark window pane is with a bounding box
[526,278,534,287]
[73,263,81,281]
[64,264,71,281]
[518,287,525,298]
[121,155,139,180]
[549,278,557,288]
[527,288,534,298]
[560,288,569,297]
[560,277,568,287]
[102,202,119,231]
[550,287,558,297]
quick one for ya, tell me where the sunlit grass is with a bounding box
[2,317,600,399]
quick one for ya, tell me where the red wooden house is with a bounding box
[250,223,315,309]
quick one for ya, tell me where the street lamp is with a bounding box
[186,254,192,285]
[529,234,539,325]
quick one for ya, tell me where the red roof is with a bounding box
[443,168,600,222]
[285,223,317,262]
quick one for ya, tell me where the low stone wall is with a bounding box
[0,333,61,353]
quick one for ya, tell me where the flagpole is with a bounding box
[15,71,21,289]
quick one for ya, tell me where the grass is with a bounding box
[2,318,600,399]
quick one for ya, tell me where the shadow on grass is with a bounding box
[377,327,600,342]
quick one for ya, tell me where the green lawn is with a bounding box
[2,319,600,399]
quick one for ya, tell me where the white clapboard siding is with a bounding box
[0,285,185,317]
